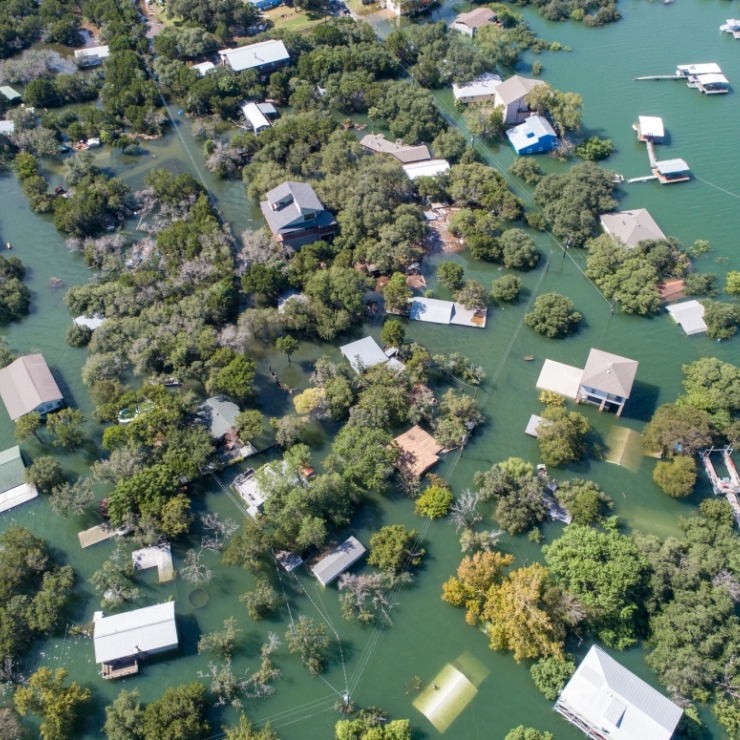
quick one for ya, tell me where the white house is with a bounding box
[218,40,290,73]
[0,354,63,421]
[74,45,110,67]
[599,209,666,249]
[192,61,216,76]
[402,159,450,180]
[242,102,271,133]
[452,73,502,104]
[311,537,366,585]
[493,74,545,124]
[451,7,497,36]
[555,645,682,740]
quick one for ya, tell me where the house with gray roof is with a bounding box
[600,209,666,249]
[451,7,497,36]
[340,336,390,373]
[93,602,178,679]
[218,39,290,73]
[260,181,336,249]
[359,133,431,164]
[577,349,638,417]
[555,645,682,740]
[0,354,63,421]
[493,74,545,124]
[0,446,38,513]
[311,536,366,586]
[197,397,241,442]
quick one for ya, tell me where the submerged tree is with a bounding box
[338,571,412,624]
[286,615,330,677]
[198,617,242,659]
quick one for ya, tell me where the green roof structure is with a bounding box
[0,446,26,495]
[0,86,21,102]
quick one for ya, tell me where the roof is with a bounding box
[599,209,666,249]
[74,315,106,330]
[555,645,682,740]
[0,121,14,134]
[0,86,21,101]
[666,300,707,335]
[94,602,178,664]
[535,359,583,400]
[261,180,328,234]
[506,115,557,152]
[654,158,689,175]
[258,102,277,115]
[409,297,454,324]
[696,73,729,85]
[452,73,502,100]
[0,446,25,496]
[402,159,450,180]
[525,414,543,437]
[453,7,497,28]
[192,61,215,76]
[0,354,63,421]
[242,102,271,131]
[74,45,109,59]
[359,133,431,164]
[340,336,388,373]
[580,349,638,398]
[394,425,443,476]
[311,536,366,585]
[197,397,240,439]
[494,74,543,105]
[277,290,308,314]
[677,62,721,75]
[218,40,290,72]
[637,116,664,139]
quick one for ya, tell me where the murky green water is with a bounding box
[1,2,739,737]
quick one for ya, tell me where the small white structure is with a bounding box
[0,354,64,421]
[451,7,497,36]
[74,45,110,66]
[242,102,271,133]
[535,359,582,400]
[555,645,682,740]
[676,62,722,76]
[0,446,38,513]
[409,297,487,328]
[402,159,450,180]
[87,137,101,148]
[452,73,502,104]
[0,121,15,135]
[493,75,545,124]
[132,543,175,583]
[599,209,666,249]
[311,536,366,586]
[218,40,290,73]
[340,336,390,373]
[74,314,106,331]
[691,73,730,93]
[192,61,216,76]
[636,115,664,142]
[666,300,708,336]
[94,602,179,679]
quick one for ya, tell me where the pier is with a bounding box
[631,116,690,184]
[634,75,682,81]
[699,447,740,525]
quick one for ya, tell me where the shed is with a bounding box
[535,359,582,400]
[0,446,38,513]
[192,61,216,76]
[218,40,290,73]
[506,115,558,155]
[555,645,682,740]
[340,336,388,373]
[197,397,240,441]
[242,102,271,133]
[311,536,366,586]
[0,354,64,421]
[93,602,178,675]
[0,121,15,135]
[409,297,454,324]
[525,414,544,437]
[636,115,664,141]
[452,73,502,103]
[666,300,707,335]
[257,102,278,116]
[577,349,638,416]
[0,86,21,102]
[402,159,450,180]
[394,425,443,476]
[599,209,666,249]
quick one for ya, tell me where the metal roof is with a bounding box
[197,397,240,439]
[666,300,707,335]
[676,62,721,75]
[0,86,21,101]
[0,121,14,134]
[402,159,451,180]
[452,73,502,100]
[506,115,557,153]
[74,45,109,60]
[0,354,63,421]
[74,315,106,330]
[599,209,666,249]
[637,116,664,139]
[555,645,682,740]
[340,336,388,373]
[94,602,178,664]
[580,349,638,398]
[218,40,290,72]
[192,61,215,76]
[242,102,271,132]
[696,73,729,85]
[410,297,454,324]
[654,158,689,175]
[0,446,25,496]
[311,536,366,585]
[535,359,583,400]
[257,102,277,115]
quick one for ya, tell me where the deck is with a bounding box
[102,659,138,680]
[132,543,175,582]
[78,524,123,548]
[700,447,740,525]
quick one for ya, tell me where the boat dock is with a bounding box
[634,75,682,81]
[700,447,740,525]
[630,115,690,184]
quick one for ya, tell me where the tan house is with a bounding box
[0,354,63,421]
[576,349,638,417]
[359,133,431,164]
[394,425,443,477]
[451,7,497,36]
[599,209,666,249]
[493,75,545,124]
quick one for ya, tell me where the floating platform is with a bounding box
[78,524,126,548]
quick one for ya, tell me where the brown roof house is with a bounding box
[359,134,431,164]
[576,349,638,417]
[451,7,497,36]
[0,354,63,421]
[394,425,443,477]
[493,75,545,124]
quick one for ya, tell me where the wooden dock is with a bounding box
[634,75,682,81]
[700,447,740,525]
[79,524,121,548]
[102,659,138,680]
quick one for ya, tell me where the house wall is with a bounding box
[451,21,474,36]
[35,400,63,415]
[280,224,336,249]
[516,134,557,155]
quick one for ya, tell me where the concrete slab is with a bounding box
[535,359,583,399]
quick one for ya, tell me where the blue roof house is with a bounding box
[506,115,558,155]
[249,0,281,9]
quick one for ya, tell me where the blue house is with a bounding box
[506,115,558,155]
[249,0,281,9]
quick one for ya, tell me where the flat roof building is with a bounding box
[577,349,638,417]
[535,359,583,400]
[666,300,708,335]
[506,115,558,155]
[192,61,216,76]
[452,73,502,104]
[402,159,450,180]
[636,115,664,142]
[599,209,666,249]
[0,354,63,421]
[340,336,389,373]
[311,536,366,585]
[242,102,271,133]
[409,297,487,328]
[0,446,38,513]
[676,62,722,76]
[555,645,682,740]
[359,133,431,164]
[451,7,497,36]
[219,40,290,73]
[394,425,443,476]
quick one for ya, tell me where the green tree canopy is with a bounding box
[141,683,210,740]
[525,293,581,337]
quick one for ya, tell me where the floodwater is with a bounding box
[0,2,739,737]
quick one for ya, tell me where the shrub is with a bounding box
[525,293,582,337]
[653,456,697,498]
[491,275,522,302]
[415,484,453,519]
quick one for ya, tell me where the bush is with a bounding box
[531,656,576,700]
[24,456,65,493]
[499,229,540,270]
[65,324,92,348]
[491,275,522,302]
[683,272,716,297]
[437,262,464,291]
[415,484,453,519]
[525,293,582,337]
[508,157,542,185]
[381,319,405,348]
[574,137,616,161]
[653,456,697,498]
[368,524,424,573]
[702,300,740,340]
[467,235,500,261]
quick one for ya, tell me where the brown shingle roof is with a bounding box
[359,134,431,164]
[454,7,496,28]
[0,354,63,421]
[394,425,442,477]
[494,75,543,105]
[580,349,638,399]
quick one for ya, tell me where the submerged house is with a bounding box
[311,536,366,585]
[492,75,545,124]
[576,349,638,417]
[93,602,179,680]
[0,354,64,421]
[242,102,272,133]
[340,336,404,374]
[260,181,336,248]
[0,445,38,513]
[191,61,216,76]
[450,7,497,36]
[196,397,256,464]
[218,39,290,73]
[408,296,487,328]
[74,45,110,66]
[666,300,708,336]
[402,159,450,180]
[599,209,666,249]
[394,425,442,477]
[506,115,558,155]
[555,645,682,740]
[359,133,431,164]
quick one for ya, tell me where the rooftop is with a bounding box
[654,158,689,175]
[0,86,21,101]
[402,159,451,180]
[0,354,63,421]
[555,645,682,740]
[197,397,240,440]
[677,62,722,75]
[452,73,502,100]
[666,300,707,335]
[0,121,14,134]
[340,336,389,373]
[506,115,557,151]
[74,44,109,59]
[637,115,664,139]
[394,425,443,476]
[218,39,290,72]
[93,602,178,664]
[242,102,271,131]
[261,180,330,235]
[192,61,215,76]
[453,7,497,28]
[599,209,666,248]
[0,446,26,496]
[580,349,638,398]
[359,133,431,164]
[311,536,366,585]
[535,359,583,400]
[494,74,543,105]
